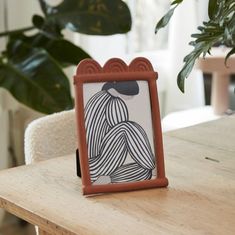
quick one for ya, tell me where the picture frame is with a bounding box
[74,57,168,195]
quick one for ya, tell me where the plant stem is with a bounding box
[0,26,35,37]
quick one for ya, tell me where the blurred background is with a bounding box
[0,0,234,234]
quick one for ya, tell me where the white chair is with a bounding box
[24,109,77,164]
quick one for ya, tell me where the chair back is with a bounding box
[24,110,77,164]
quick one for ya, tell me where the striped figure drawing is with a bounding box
[84,81,156,185]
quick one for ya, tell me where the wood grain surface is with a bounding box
[0,116,234,235]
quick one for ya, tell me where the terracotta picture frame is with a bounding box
[74,57,168,195]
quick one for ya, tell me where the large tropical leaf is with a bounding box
[45,39,91,66]
[6,33,91,67]
[0,41,73,114]
[38,0,132,35]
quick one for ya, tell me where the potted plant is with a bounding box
[0,0,132,114]
[155,0,235,92]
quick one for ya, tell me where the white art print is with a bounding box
[83,80,156,185]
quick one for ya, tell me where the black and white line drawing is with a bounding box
[84,81,156,185]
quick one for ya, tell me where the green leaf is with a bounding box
[0,43,73,114]
[39,0,132,35]
[45,39,91,66]
[38,0,50,16]
[32,14,62,38]
[208,0,218,20]
[32,14,45,29]
[177,60,195,93]
[155,6,177,34]
[6,33,91,67]
[171,0,184,6]
[225,47,235,65]
[177,37,220,92]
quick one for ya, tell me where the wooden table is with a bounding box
[0,117,234,235]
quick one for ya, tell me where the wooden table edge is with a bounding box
[0,195,76,235]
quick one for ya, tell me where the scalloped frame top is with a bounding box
[76,57,154,75]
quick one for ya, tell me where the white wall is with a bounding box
[6,0,41,30]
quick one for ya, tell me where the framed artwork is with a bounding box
[74,57,168,195]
